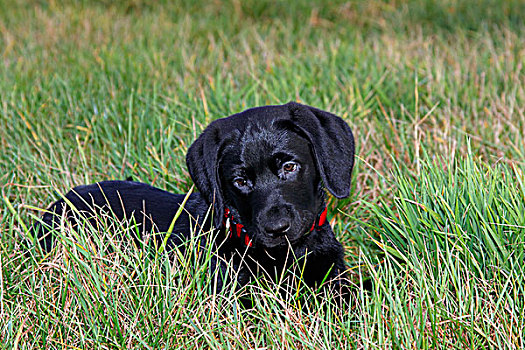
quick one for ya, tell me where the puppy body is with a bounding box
[32,102,354,295]
[33,181,211,252]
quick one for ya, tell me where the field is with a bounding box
[1,0,524,348]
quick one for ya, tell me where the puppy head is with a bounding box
[186,102,354,248]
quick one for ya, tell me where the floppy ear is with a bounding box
[186,121,226,227]
[286,102,355,198]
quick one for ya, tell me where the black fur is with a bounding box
[31,102,355,296]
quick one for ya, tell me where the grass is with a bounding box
[1,0,524,348]
[358,148,525,348]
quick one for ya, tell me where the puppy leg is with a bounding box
[30,198,68,252]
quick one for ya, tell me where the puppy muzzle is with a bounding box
[222,206,328,248]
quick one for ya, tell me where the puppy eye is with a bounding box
[233,177,248,188]
[282,161,298,173]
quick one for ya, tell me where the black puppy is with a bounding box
[31,102,355,295]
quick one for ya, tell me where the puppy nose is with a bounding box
[264,219,291,236]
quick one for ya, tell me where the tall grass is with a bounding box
[356,148,525,348]
[1,0,524,348]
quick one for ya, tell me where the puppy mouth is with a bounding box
[266,225,291,239]
[246,211,318,248]
[259,222,312,248]
[259,235,292,249]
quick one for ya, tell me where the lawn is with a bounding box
[1,0,524,348]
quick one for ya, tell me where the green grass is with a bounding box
[357,148,525,348]
[1,0,524,348]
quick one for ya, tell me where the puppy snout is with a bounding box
[260,205,293,237]
[264,219,291,236]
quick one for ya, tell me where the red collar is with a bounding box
[222,206,328,248]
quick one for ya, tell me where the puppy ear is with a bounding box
[186,122,225,227]
[287,102,355,198]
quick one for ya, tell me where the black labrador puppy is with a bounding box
[31,102,355,296]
